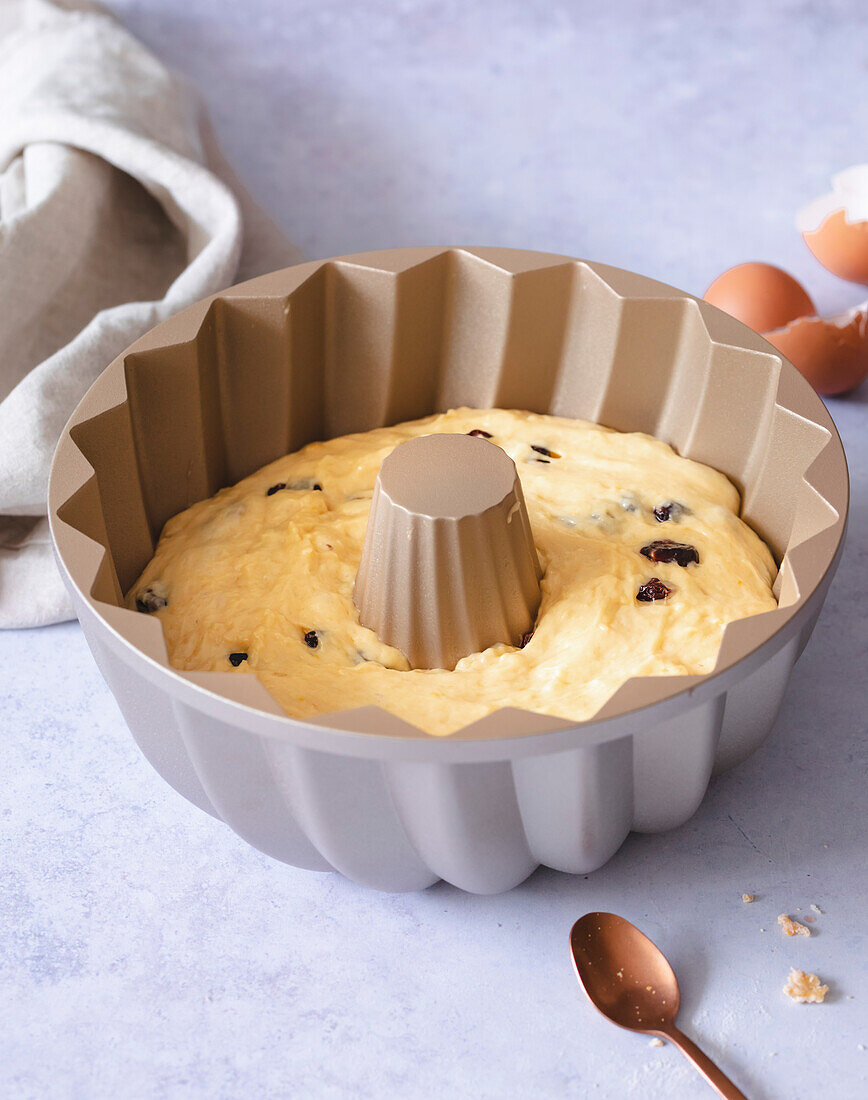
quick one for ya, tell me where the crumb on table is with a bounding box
[783,968,829,1003]
[810,903,824,914]
[778,913,810,937]
[742,893,755,903]
[649,1037,665,1047]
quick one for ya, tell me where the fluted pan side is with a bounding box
[66,580,786,893]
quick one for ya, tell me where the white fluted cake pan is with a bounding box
[48,247,848,894]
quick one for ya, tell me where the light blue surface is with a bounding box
[2,2,867,1097]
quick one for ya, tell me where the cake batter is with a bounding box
[129,408,777,734]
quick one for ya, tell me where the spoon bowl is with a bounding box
[570,910,680,1035]
[570,912,748,1099]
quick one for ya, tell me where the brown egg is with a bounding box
[801,209,868,285]
[704,263,815,333]
[764,307,868,396]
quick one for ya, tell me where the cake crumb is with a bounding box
[778,913,810,937]
[810,904,823,914]
[783,968,829,1003]
[742,893,755,903]
[649,1038,665,1047]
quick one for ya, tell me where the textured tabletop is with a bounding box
[3,2,867,1097]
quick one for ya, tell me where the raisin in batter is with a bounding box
[129,408,777,734]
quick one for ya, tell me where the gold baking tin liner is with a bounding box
[49,247,848,741]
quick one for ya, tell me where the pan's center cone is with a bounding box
[354,433,542,670]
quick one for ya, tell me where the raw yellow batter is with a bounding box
[129,408,777,734]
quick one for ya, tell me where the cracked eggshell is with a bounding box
[703,263,814,333]
[799,166,868,284]
[764,304,868,396]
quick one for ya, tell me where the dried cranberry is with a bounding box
[636,578,672,602]
[228,652,248,667]
[519,630,534,648]
[304,630,320,649]
[640,539,699,567]
[531,444,561,458]
[467,429,492,438]
[654,501,685,523]
[135,588,167,613]
[268,480,322,495]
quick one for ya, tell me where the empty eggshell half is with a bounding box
[764,303,868,396]
[799,165,868,284]
[704,262,815,333]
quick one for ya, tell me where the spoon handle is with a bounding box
[663,1026,748,1099]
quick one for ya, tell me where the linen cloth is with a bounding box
[0,0,299,627]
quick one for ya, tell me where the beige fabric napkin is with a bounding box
[0,0,300,628]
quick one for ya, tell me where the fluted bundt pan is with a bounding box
[48,248,848,893]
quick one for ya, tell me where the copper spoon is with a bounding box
[570,912,748,1099]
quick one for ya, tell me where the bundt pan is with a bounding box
[48,247,848,894]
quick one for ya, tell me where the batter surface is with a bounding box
[129,408,777,734]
